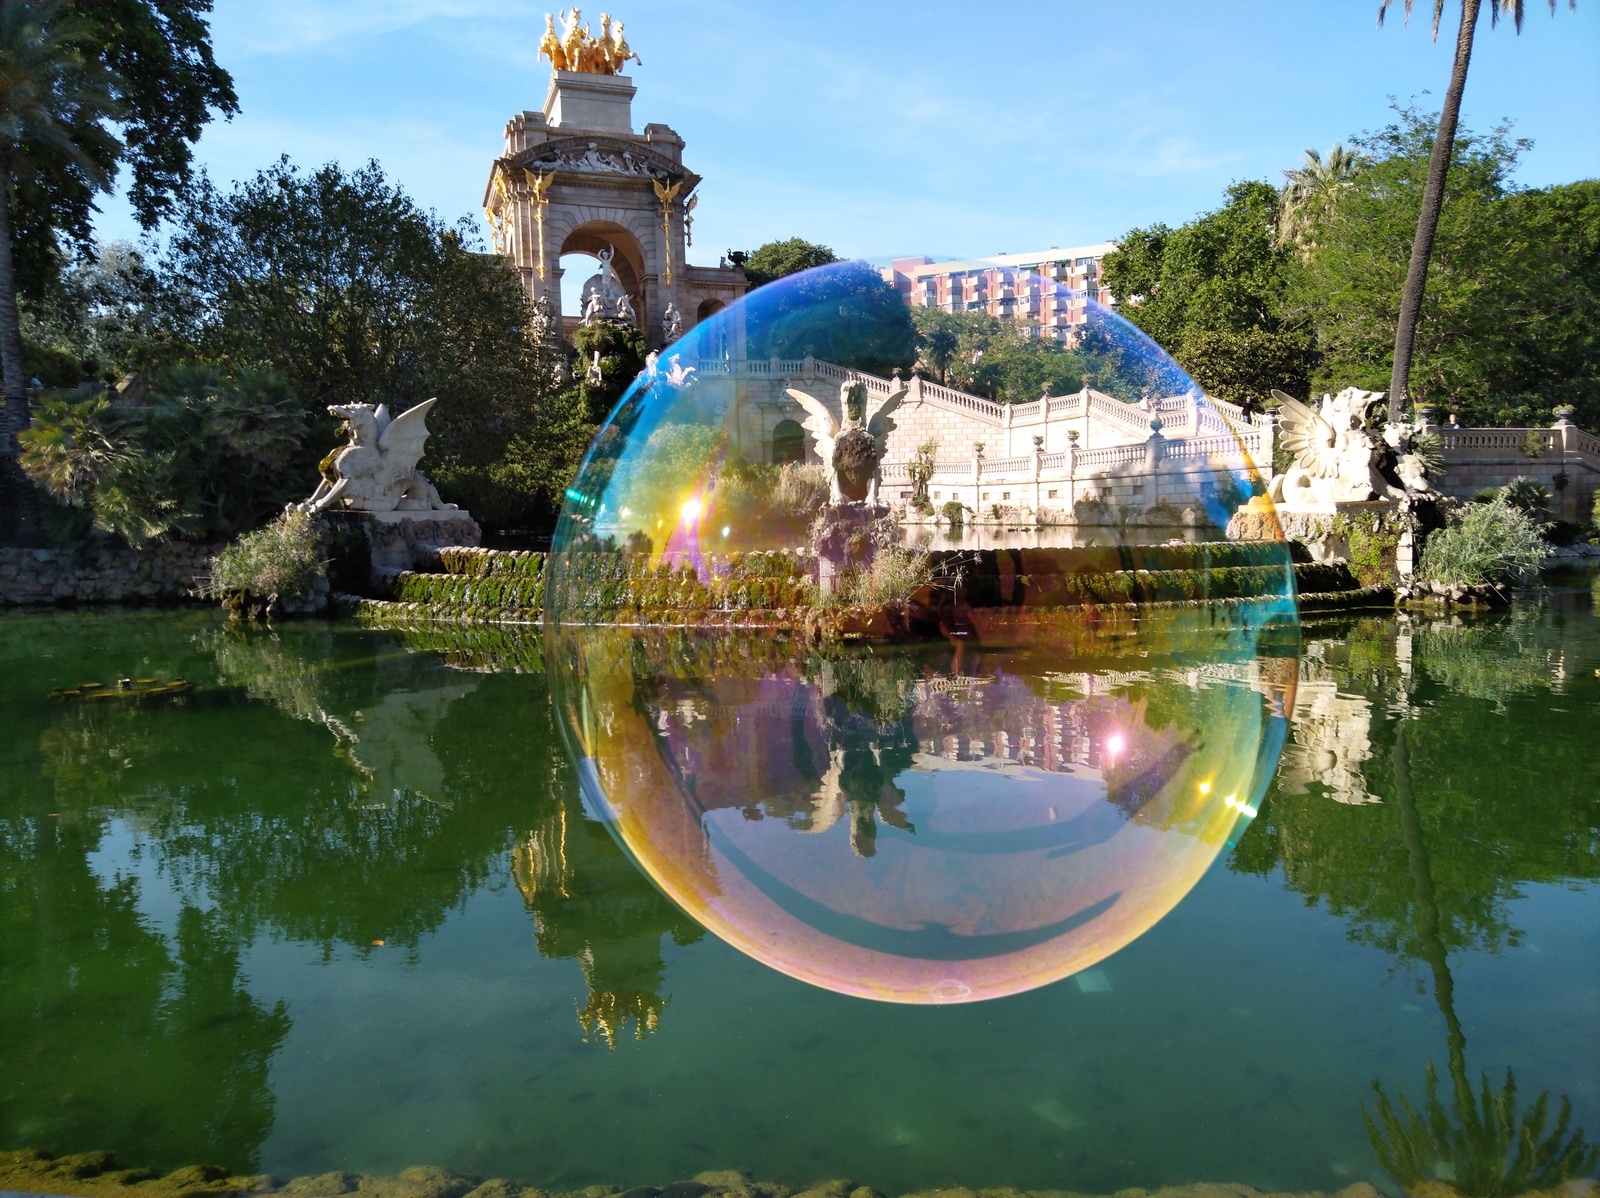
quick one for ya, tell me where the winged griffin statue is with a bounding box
[785,377,908,506]
[296,398,459,515]
[1266,386,1435,507]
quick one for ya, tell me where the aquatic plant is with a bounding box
[202,509,326,600]
[1419,496,1548,587]
[1365,1065,1598,1198]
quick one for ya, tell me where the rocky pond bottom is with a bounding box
[1,585,1597,1198]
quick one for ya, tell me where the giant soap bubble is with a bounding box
[546,262,1298,1002]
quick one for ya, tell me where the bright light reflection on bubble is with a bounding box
[545,261,1298,1002]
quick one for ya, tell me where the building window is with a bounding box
[1048,489,1058,499]
[771,419,805,464]
[982,492,990,500]
[1002,491,1011,500]
[900,490,913,499]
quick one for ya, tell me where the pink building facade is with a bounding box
[882,244,1117,342]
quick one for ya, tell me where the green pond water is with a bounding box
[2,590,1597,1195]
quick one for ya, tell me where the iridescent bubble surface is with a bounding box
[547,262,1298,1002]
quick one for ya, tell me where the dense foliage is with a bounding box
[740,237,840,288]
[1104,106,1600,425]
[1418,493,1550,587]
[19,363,305,544]
[203,508,324,599]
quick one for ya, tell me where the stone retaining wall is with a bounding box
[0,541,219,606]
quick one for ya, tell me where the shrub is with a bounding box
[203,510,326,599]
[940,499,966,527]
[1500,476,1552,523]
[1419,495,1549,587]
[809,544,935,611]
[772,461,829,517]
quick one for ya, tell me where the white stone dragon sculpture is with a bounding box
[297,398,458,515]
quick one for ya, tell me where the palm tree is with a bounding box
[1278,143,1367,249]
[0,3,122,545]
[1381,0,1575,423]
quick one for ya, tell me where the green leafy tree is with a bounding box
[158,158,567,528]
[0,4,120,543]
[1378,0,1578,421]
[746,259,915,376]
[0,0,236,546]
[1102,181,1311,404]
[741,237,839,288]
[1296,107,1599,424]
[20,240,167,383]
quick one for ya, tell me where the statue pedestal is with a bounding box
[813,502,887,596]
[1229,497,1412,580]
[326,509,482,596]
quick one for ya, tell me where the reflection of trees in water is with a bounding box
[1228,609,1600,1195]
[1,699,288,1173]
[0,615,713,1173]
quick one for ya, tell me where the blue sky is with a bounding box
[92,0,1600,265]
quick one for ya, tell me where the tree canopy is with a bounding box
[740,237,840,288]
[1102,106,1600,425]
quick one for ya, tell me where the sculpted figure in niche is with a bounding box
[663,302,684,343]
[581,288,605,326]
[297,399,457,515]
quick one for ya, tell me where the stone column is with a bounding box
[1260,410,1277,478]
[1003,402,1014,457]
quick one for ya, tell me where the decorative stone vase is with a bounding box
[1553,405,1575,426]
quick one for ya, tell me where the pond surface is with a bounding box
[1,588,1597,1195]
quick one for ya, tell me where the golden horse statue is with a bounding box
[538,9,641,75]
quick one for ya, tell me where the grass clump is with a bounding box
[1420,495,1548,587]
[203,509,326,599]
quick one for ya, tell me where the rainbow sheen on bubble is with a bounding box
[546,262,1298,1002]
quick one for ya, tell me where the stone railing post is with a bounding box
[1186,387,1200,435]
[802,354,816,381]
[1002,402,1014,457]
[1553,406,1577,519]
[1260,410,1277,476]
[1067,430,1079,508]
[908,372,923,406]
[1032,434,1045,524]
[1146,419,1165,511]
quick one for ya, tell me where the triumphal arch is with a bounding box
[482,10,746,347]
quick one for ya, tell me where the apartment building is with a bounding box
[882,243,1117,342]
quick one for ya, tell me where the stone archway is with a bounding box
[696,298,725,323]
[771,419,805,465]
[560,222,648,328]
